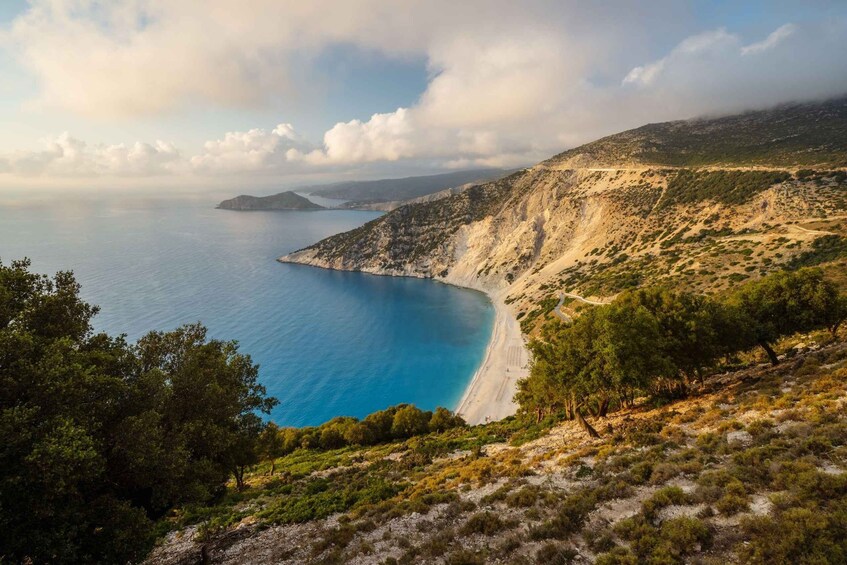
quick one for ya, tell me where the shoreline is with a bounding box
[453,289,527,425]
[278,254,528,426]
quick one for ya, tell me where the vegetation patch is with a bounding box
[657,169,790,209]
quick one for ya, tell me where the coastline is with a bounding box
[453,289,527,425]
[278,252,529,426]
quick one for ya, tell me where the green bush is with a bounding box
[658,169,790,209]
[595,547,639,565]
[535,543,578,564]
[642,486,688,520]
[739,505,847,564]
[459,512,507,536]
[659,516,712,554]
[529,490,596,540]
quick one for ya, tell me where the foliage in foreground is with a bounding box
[518,268,846,429]
[258,404,466,469]
[0,259,467,563]
[0,259,277,563]
[149,337,847,564]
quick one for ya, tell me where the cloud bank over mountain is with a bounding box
[1,0,846,182]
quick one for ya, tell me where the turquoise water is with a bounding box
[0,191,494,426]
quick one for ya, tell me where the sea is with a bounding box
[0,190,494,426]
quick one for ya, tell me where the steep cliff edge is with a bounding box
[280,98,847,420]
[281,98,847,318]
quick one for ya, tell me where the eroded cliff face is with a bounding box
[282,162,846,332]
[281,98,847,332]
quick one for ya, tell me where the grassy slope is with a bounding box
[149,328,847,565]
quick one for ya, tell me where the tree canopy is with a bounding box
[0,259,277,563]
[730,268,844,364]
[518,268,845,427]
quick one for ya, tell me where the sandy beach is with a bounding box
[455,292,528,425]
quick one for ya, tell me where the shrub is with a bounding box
[507,486,540,508]
[659,516,712,554]
[595,547,639,565]
[535,543,578,564]
[497,534,523,555]
[739,505,847,564]
[391,405,431,439]
[343,422,375,446]
[715,492,749,515]
[584,527,617,553]
[460,512,506,536]
[445,549,486,565]
[429,407,465,432]
[614,517,660,558]
[642,486,688,520]
[650,462,682,485]
[529,490,596,540]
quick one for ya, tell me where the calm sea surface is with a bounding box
[0,191,494,426]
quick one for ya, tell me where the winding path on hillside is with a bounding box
[553,291,611,322]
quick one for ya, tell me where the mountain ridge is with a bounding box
[304,168,511,203]
[280,96,847,338]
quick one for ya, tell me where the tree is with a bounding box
[134,323,278,495]
[0,259,279,562]
[391,405,431,438]
[429,407,465,432]
[364,407,396,442]
[257,423,285,475]
[824,294,847,337]
[731,268,841,365]
[344,421,376,445]
[595,300,677,402]
[520,299,675,437]
[318,417,357,449]
[280,427,303,453]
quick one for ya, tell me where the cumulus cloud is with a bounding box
[190,124,311,173]
[294,20,847,170]
[1,2,847,180]
[2,133,181,177]
[742,23,796,55]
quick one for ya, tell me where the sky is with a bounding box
[0,1,845,190]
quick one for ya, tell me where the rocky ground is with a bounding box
[147,332,847,565]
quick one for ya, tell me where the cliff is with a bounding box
[281,97,847,333]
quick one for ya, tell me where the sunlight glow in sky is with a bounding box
[0,0,845,189]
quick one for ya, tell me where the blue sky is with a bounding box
[0,1,845,188]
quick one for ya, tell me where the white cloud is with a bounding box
[3,133,181,177]
[1,4,846,182]
[622,60,666,87]
[742,23,796,55]
[298,109,417,164]
[623,28,736,87]
[190,123,311,173]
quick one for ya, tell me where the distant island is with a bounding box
[215,169,515,213]
[216,191,325,211]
